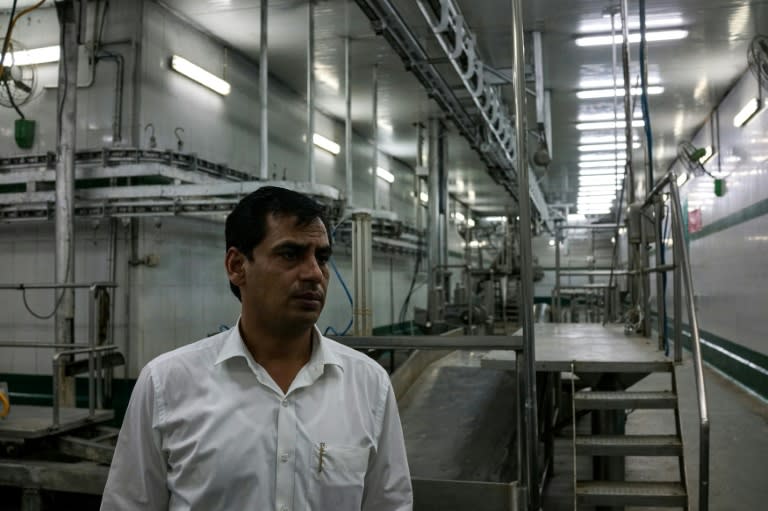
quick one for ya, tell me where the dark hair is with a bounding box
[225,186,330,301]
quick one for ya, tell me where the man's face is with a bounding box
[238,214,331,335]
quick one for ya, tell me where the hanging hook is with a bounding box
[144,123,156,149]
[174,127,185,152]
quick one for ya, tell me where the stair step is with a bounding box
[574,391,677,410]
[576,435,683,456]
[577,481,687,507]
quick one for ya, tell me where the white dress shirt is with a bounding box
[101,323,413,511]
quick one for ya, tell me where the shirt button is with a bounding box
[281,399,289,407]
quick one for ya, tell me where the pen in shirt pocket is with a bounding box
[317,442,326,473]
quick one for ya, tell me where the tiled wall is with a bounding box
[677,68,768,358]
[0,2,466,376]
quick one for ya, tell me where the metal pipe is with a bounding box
[55,0,82,408]
[640,210,651,336]
[438,124,448,293]
[669,176,709,510]
[674,241,683,362]
[372,62,379,210]
[554,226,561,322]
[352,212,373,335]
[306,0,316,183]
[259,0,269,179]
[0,282,117,290]
[532,31,544,124]
[619,0,634,205]
[654,199,666,351]
[427,118,441,324]
[345,36,353,202]
[643,172,672,207]
[511,0,539,505]
[88,286,96,418]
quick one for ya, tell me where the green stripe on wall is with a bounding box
[689,196,768,241]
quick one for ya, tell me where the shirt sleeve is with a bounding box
[101,365,169,510]
[361,380,413,511]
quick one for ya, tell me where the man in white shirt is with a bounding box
[101,186,413,510]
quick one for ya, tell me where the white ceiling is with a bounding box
[157,0,768,218]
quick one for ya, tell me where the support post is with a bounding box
[259,0,269,179]
[306,0,315,183]
[352,212,373,336]
[345,36,353,203]
[511,0,539,506]
[371,63,379,210]
[426,119,443,327]
[654,199,666,351]
[55,0,82,407]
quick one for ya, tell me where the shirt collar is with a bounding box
[215,319,344,372]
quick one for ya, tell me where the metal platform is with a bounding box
[0,406,113,440]
[482,323,670,373]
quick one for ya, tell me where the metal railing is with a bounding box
[642,172,710,510]
[0,281,118,428]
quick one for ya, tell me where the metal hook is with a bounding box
[174,127,185,152]
[144,123,156,149]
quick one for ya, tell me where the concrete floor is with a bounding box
[633,355,768,510]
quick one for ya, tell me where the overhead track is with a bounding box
[355,0,552,231]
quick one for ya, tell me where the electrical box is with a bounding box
[627,202,656,244]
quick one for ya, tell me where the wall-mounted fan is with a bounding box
[676,141,707,177]
[748,35,768,91]
[0,39,37,109]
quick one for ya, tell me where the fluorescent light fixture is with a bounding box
[575,30,688,47]
[579,143,640,152]
[580,134,640,144]
[700,146,715,164]
[376,167,395,183]
[467,218,476,228]
[576,119,647,130]
[733,98,764,127]
[579,15,684,34]
[454,211,466,222]
[468,190,476,201]
[578,190,617,197]
[579,170,623,178]
[7,45,60,66]
[548,239,556,247]
[580,175,624,184]
[484,216,506,223]
[577,87,663,99]
[579,160,624,168]
[312,133,341,155]
[676,172,689,188]
[580,152,627,161]
[420,192,429,203]
[578,77,660,90]
[170,55,231,96]
[577,111,643,122]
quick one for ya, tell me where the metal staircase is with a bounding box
[571,362,689,508]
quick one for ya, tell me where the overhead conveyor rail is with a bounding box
[354,0,551,231]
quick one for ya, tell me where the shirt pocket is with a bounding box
[309,443,369,510]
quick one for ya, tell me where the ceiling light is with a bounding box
[420,192,429,203]
[580,152,627,161]
[455,178,465,191]
[577,111,643,122]
[580,134,640,144]
[579,170,623,178]
[579,143,640,152]
[579,15,684,34]
[484,216,506,223]
[467,218,475,227]
[676,172,689,188]
[578,77,660,90]
[575,30,688,47]
[576,87,663,99]
[171,55,231,96]
[733,98,764,127]
[313,133,341,155]
[6,45,60,66]
[576,119,647,130]
[376,167,395,183]
[454,211,466,222]
[579,160,624,168]
[468,190,476,201]
[548,239,556,247]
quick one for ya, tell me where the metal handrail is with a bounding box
[644,171,710,510]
